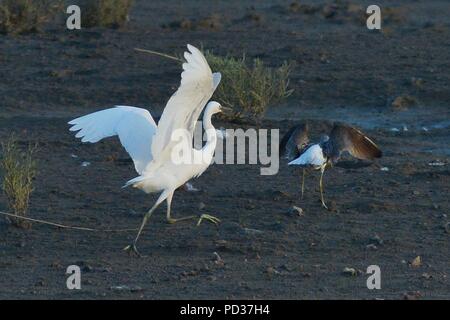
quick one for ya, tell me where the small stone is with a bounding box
[366,244,378,250]
[183,182,200,192]
[180,271,188,277]
[35,280,46,287]
[244,227,264,235]
[212,252,224,266]
[421,273,432,280]
[289,206,304,216]
[371,234,384,245]
[411,77,424,88]
[266,266,280,275]
[444,222,450,234]
[198,202,206,210]
[328,201,338,212]
[322,4,337,18]
[82,265,93,272]
[403,291,422,300]
[428,160,445,166]
[110,285,144,292]
[279,264,293,272]
[342,267,358,276]
[50,261,63,269]
[391,95,418,110]
[411,256,422,268]
[207,275,217,281]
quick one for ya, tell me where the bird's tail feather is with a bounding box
[123,175,148,188]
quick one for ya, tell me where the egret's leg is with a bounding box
[301,169,306,199]
[123,191,168,256]
[319,165,328,209]
[166,191,195,224]
[165,191,220,226]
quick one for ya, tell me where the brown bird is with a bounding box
[281,123,382,208]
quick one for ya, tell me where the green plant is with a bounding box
[0,0,63,34]
[1,135,37,229]
[205,51,293,121]
[77,0,133,28]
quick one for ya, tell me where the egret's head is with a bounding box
[205,101,232,116]
[205,101,222,115]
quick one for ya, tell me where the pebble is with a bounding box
[391,95,418,110]
[110,285,144,292]
[444,222,450,234]
[371,234,384,245]
[212,252,224,267]
[244,227,264,235]
[403,291,422,300]
[421,273,432,280]
[342,267,358,276]
[289,206,304,216]
[81,161,91,167]
[411,256,422,268]
[266,266,280,275]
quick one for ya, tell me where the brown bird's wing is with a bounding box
[328,124,382,160]
[279,123,309,160]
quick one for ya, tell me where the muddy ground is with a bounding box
[0,0,449,299]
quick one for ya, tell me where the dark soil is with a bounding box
[0,0,448,299]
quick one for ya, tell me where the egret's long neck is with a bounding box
[202,109,217,156]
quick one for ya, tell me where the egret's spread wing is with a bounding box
[151,44,221,159]
[328,124,382,160]
[68,106,157,174]
[280,123,309,160]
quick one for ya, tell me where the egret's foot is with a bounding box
[167,216,195,224]
[197,214,221,226]
[123,243,142,257]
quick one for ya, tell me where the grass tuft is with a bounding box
[0,0,63,35]
[1,135,37,229]
[205,51,293,121]
[77,0,133,28]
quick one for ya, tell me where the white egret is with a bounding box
[283,123,382,209]
[69,44,226,255]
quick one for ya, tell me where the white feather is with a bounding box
[68,106,157,175]
[151,44,221,162]
[288,144,326,167]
